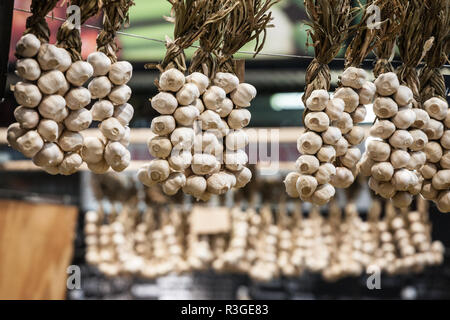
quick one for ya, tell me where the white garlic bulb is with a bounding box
[66,61,94,86]
[358,81,376,105]
[213,72,239,94]
[37,70,67,95]
[91,100,114,121]
[108,61,133,86]
[230,83,257,108]
[173,105,200,126]
[340,67,366,89]
[374,72,400,96]
[227,109,251,129]
[87,52,111,76]
[38,95,66,120]
[113,103,134,126]
[16,34,40,58]
[225,130,249,150]
[14,106,39,129]
[170,127,195,150]
[176,83,200,106]
[104,142,131,172]
[99,117,125,141]
[159,68,185,92]
[16,58,41,81]
[81,137,105,164]
[151,92,178,114]
[14,82,42,108]
[88,76,112,99]
[186,72,209,94]
[37,44,71,72]
[333,87,359,113]
[65,87,92,110]
[64,108,92,132]
[16,130,44,157]
[59,153,83,175]
[108,84,131,105]
[151,115,176,136]
[7,122,27,150]
[32,142,64,167]
[58,130,83,152]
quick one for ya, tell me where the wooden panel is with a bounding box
[0,200,78,300]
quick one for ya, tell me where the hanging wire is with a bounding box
[12,7,450,67]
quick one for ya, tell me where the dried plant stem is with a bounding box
[57,0,101,61]
[23,0,59,42]
[97,0,135,63]
[217,0,279,73]
[419,0,450,101]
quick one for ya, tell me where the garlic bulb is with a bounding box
[91,100,114,121]
[14,106,39,129]
[192,154,219,175]
[207,172,234,195]
[374,72,400,96]
[108,85,131,105]
[392,192,413,208]
[284,172,301,198]
[64,108,93,132]
[99,117,125,141]
[32,142,64,167]
[193,132,223,155]
[392,108,416,129]
[59,153,83,175]
[170,127,195,150]
[37,70,67,95]
[151,115,176,136]
[441,130,450,149]
[407,151,426,170]
[176,83,200,106]
[369,120,396,139]
[66,61,94,86]
[186,72,209,94]
[87,52,111,76]
[315,163,336,184]
[351,106,367,124]
[88,76,112,99]
[108,61,133,86]
[81,137,105,164]
[57,78,70,96]
[151,92,178,115]
[182,175,207,199]
[341,67,366,89]
[58,131,83,152]
[325,98,345,120]
[200,110,223,130]
[389,130,413,149]
[317,145,336,163]
[225,130,249,150]
[335,137,349,157]
[203,86,227,111]
[333,87,359,113]
[16,34,40,58]
[224,150,248,171]
[37,44,71,72]
[358,81,376,105]
[305,112,330,132]
[340,147,361,168]
[373,97,398,118]
[233,167,252,188]
[159,68,185,92]
[331,167,354,188]
[333,112,353,134]
[371,162,394,182]
[38,95,66,120]
[113,103,134,126]
[215,98,234,117]
[65,87,92,110]
[424,119,444,140]
[297,132,322,155]
[409,130,428,151]
[16,58,41,81]
[14,82,42,108]
[104,142,131,172]
[437,191,450,212]
[6,122,27,151]
[296,175,318,198]
[367,140,391,162]
[390,150,411,169]
[213,72,239,94]
[230,83,257,108]
[162,172,186,195]
[227,109,251,130]
[420,163,438,180]
[424,142,443,163]
[393,85,413,107]
[345,126,365,145]
[192,98,205,113]
[311,184,336,205]
[424,97,448,120]
[306,90,329,111]
[168,150,192,171]
[173,105,200,126]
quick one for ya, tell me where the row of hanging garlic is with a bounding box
[359,72,449,210]
[85,201,444,282]
[7,33,134,174]
[138,68,255,199]
[285,67,374,205]
[419,97,450,212]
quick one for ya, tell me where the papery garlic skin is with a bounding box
[32,142,64,167]
[230,83,257,108]
[66,61,94,86]
[104,142,131,172]
[16,34,41,58]
[58,131,83,152]
[16,58,41,81]
[91,100,114,121]
[81,137,105,164]
[108,61,133,86]
[65,87,92,110]
[64,108,93,132]
[87,52,111,76]
[14,82,42,108]
[14,106,40,129]
[7,123,27,151]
